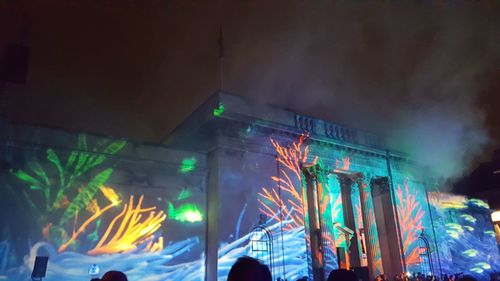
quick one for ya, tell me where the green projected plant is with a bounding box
[11,135,126,247]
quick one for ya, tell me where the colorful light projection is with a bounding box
[395,179,424,266]
[257,135,377,279]
[358,181,383,276]
[1,135,207,281]
[303,162,341,277]
[167,202,203,223]
[258,134,316,229]
[179,157,197,174]
[350,185,368,267]
[88,195,166,255]
[429,192,500,279]
[10,135,127,250]
[213,103,225,117]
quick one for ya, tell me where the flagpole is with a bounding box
[218,24,224,90]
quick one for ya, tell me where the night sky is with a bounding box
[1,1,500,178]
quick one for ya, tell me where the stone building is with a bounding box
[0,92,498,281]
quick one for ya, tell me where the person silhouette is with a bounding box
[100,271,128,281]
[327,269,358,281]
[227,256,272,281]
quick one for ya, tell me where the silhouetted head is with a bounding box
[101,271,128,281]
[327,269,358,281]
[227,256,272,281]
[458,276,477,281]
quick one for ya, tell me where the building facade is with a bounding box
[0,92,498,281]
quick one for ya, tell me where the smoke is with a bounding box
[2,1,499,179]
[223,1,500,179]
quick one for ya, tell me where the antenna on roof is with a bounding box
[218,23,224,90]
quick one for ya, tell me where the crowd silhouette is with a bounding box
[89,256,499,281]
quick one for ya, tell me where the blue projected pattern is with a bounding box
[429,193,500,279]
[1,132,499,281]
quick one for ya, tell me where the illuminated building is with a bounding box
[492,211,500,245]
[0,92,498,281]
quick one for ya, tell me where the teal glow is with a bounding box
[179,157,197,174]
[213,103,225,117]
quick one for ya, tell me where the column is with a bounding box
[205,148,220,281]
[355,174,384,279]
[337,175,361,268]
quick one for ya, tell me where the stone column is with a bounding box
[303,166,325,281]
[337,174,361,268]
[205,148,221,281]
[355,174,384,279]
[371,177,404,279]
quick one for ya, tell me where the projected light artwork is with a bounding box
[167,202,203,223]
[1,98,499,281]
[258,134,315,229]
[0,134,206,281]
[395,179,424,266]
[428,193,500,279]
[179,157,197,174]
[213,103,225,117]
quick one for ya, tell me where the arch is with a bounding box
[416,231,434,276]
[249,225,275,278]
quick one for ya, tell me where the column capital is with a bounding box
[302,162,330,183]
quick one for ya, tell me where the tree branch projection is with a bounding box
[258,134,350,232]
[58,200,119,252]
[88,195,166,255]
[258,135,317,229]
[396,179,424,265]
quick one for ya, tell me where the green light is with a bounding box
[460,214,477,223]
[475,262,491,270]
[179,157,197,174]
[469,198,489,209]
[213,103,225,117]
[176,188,193,200]
[470,267,484,274]
[447,230,459,239]
[462,249,478,257]
[168,202,203,223]
[446,223,463,232]
[446,223,463,239]
[464,225,474,231]
[484,230,496,237]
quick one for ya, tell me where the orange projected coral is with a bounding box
[88,195,166,255]
[335,157,350,171]
[396,179,424,265]
[258,134,316,229]
[58,201,118,252]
